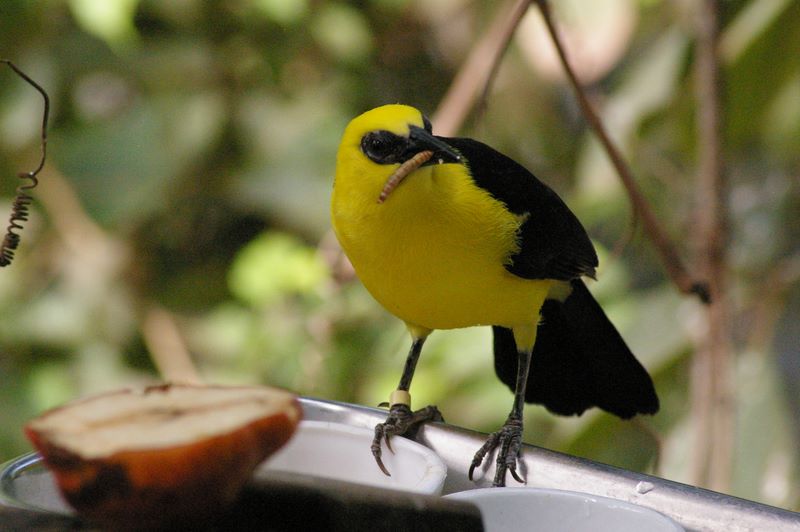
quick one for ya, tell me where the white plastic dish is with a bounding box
[258,420,447,495]
[445,487,684,532]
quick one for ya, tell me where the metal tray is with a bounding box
[2,397,799,531]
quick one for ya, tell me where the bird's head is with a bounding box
[334,105,461,204]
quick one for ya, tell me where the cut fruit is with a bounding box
[25,383,302,529]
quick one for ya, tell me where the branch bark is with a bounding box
[142,306,203,385]
[534,0,709,303]
[689,0,734,492]
[433,0,532,136]
[37,169,203,385]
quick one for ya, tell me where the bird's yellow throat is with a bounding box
[332,105,552,338]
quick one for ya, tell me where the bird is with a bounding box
[331,104,659,487]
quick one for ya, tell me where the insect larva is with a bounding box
[377,150,434,204]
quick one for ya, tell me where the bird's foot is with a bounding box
[469,414,525,487]
[372,402,443,476]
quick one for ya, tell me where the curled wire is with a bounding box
[0,60,49,267]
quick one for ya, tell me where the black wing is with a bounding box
[441,137,597,281]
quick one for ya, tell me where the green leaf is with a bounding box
[228,231,329,306]
[311,3,373,63]
[69,0,140,49]
[254,0,309,25]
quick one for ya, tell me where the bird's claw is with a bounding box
[372,403,443,476]
[371,426,392,476]
[469,415,525,487]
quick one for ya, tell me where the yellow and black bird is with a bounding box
[331,104,659,487]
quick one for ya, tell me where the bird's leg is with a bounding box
[470,346,533,487]
[372,335,444,476]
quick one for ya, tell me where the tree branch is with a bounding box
[689,0,734,492]
[433,0,532,136]
[534,0,709,303]
[142,306,203,385]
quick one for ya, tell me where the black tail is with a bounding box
[493,279,659,419]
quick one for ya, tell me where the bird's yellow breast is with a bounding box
[332,159,552,332]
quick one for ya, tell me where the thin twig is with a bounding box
[689,0,733,492]
[474,0,533,126]
[37,167,204,385]
[746,253,800,358]
[142,306,203,385]
[534,0,709,303]
[433,0,532,136]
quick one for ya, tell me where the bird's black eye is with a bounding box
[361,130,404,164]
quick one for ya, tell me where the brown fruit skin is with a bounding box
[25,387,301,530]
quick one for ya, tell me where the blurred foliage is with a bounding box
[1,0,799,512]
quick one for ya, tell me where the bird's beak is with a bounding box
[376,125,462,203]
[406,126,461,165]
